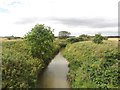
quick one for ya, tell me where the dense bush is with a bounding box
[78,34,91,41]
[67,37,79,43]
[55,38,68,48]
[63,41,119,88]
[2,39,61,88]
[103,36,108,40]
[2,41,44,88]
[52,40,61,56]
[93,34,104,44]
[67,34,91,44]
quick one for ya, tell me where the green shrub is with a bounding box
[2,41,44,88]
[67,37,79,43]
[2,38,61,88]
[103,36,108,40]
[2,37,61,88]
[78,34,91,41]
[55,39,68,48]
[51,40,61,57]
[63,41,119,88]
[93,34,104,44]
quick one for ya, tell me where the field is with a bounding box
[63,40,119,88]
[0,38,22,42]
[108,38,120,41]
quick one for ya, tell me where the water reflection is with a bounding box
[37,52,70,88]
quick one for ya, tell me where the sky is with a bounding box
[0,0,119,37]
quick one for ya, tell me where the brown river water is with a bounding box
[37,52,70,88]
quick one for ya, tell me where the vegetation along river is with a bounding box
[37,52,70,88]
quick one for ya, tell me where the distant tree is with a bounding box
[67,37,79,43]
[7,37,11,40]
[7,35,14,40]
[78,34,91,41]
[59,31,71,39]
[103,36,108,40]
[93,33,104,44]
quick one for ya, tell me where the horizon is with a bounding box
[0,34,119,38]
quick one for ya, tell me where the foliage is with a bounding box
[58,31,71,39]
[103,36,108,40]
[78,34,91,41]
[24,24,54,65]
[63,41,119,88]
[93,34,104,44]
[58,39,68,48]
[66,34,91,44]
[2,39,61,88]
[54,38,68,48]
[52,39,61,55]
[67,34,91,44]
[2,41,44,88]
[67,37,79,43]
[2,24,61,88]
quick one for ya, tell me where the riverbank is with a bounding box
[2,40,61,88]
[63,40,119,88]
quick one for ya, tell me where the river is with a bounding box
[37,52,70,88]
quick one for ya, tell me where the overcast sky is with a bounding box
[0,0,119,37]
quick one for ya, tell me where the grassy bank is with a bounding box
[63,41,119,88]
[2,40,60,88]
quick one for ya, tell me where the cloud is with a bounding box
[15,17,40,24]
[8,1,22,6]
[49,17,117,28]
[0,8,8,13]
[15,17,117,29]
[0,0,23,13]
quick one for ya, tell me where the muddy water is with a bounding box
[37,52,70,88]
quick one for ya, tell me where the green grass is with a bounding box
[63,41,119,88]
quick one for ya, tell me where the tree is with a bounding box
[78,34,91,41]
[67,37,79,43]
[93,33,104,44]
[59,31,71,39]
[103,36,108,40]
[24,24,54,64]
